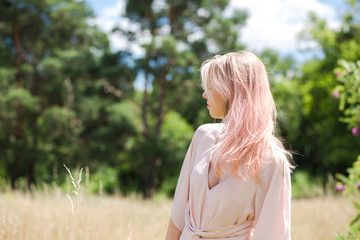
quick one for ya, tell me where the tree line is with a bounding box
[0,0,359,198]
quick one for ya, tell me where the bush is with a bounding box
[335,156,360,240]
[291,171,325,198]
[334,59,360,239]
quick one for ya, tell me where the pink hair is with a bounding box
[200,51,292,178]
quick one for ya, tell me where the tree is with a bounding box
[277,0,360,177]
[0,0,135,188]
[116,0,248,197]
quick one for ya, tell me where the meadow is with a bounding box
[0,191,355,240]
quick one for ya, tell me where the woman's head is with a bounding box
[200,51,286,177]
[200,51,274,122]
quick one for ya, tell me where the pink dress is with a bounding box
[171,124,291,240]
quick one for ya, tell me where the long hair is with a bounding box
[200,51,292,178]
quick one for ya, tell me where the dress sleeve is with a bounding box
[170,133,196,231]
[252,154,291,240]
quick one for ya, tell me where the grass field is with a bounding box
[0,191,355,240]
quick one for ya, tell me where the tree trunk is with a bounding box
[141,74,150,135]
[13,13,24,140]
[143,155,159,198]
[154,80,167,136]
[12,13,26,189]
[142,74,169,198]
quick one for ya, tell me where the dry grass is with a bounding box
[292,196,355,240]
[0,192,355,240]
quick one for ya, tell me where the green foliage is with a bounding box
[88,165,119,195]
[335,157,360,240]
[0,88,40,118]
[1,0,360,200]
[334,60,360,129]
[0,68,16,88]
[118,0,249,197]
[115,109,194,196]
[332,7,360,235]
[334,59,360,240]
[161,111,194,145]
[271,3,360,177]
[291,171,324,199]
[0,0,135,188]
[38,106,82,138]
[158,111,194,195]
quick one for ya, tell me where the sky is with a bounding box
[86,0,345,60]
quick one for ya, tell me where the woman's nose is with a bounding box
[202,92,207,99]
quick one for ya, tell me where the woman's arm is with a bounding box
[165,218,181,240]
[252,154,291,240]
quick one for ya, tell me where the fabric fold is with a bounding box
[183,204,252,240]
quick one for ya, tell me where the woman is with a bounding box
[165,51,293,240]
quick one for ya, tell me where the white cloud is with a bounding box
[89,0,147,55]
[228,0,340,52]
[92,1,125,32]
[101,0,125,17]
[90,0,340,57]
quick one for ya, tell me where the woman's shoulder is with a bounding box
[191,123,223,144]
[194,123,223,138]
